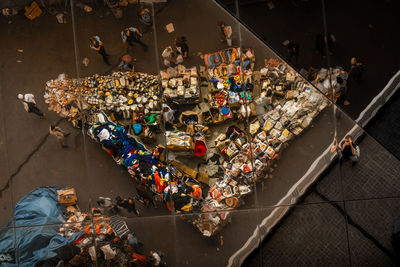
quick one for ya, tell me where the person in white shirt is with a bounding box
[149,250,166,266]
[89,36,110,66]
[161,46,175,67]
[17,93,44,117]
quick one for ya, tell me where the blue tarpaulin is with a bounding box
[0,187,83,266]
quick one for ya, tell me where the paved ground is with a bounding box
[0,0,399,266]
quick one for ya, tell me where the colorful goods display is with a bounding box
[44,50,328,237]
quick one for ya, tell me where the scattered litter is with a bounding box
[82,57,89,67]
[282,40,290,46]
[56,13,65,24]
[2,8,18,16]
[24,1,42,20]
[165,23,174,33]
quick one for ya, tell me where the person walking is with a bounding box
[116,196,140,215]
[175,36,189,64]
[118,53,135,72]
[349,57,365,81]
[49,124,70,148]
[89,36,111,66]
[121,27,148,52]
[332,135,360,166]
[149,250,166,267]
[138,7,152,33]
[161,46,175,67]
[218,22,232,46]
[97,196,119,214]
[17,93,44,117]
[286,40,299,66]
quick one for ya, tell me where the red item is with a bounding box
[194,140,207,157]
[132,253,148,265]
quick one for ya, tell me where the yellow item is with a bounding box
[181,203,193,212]
[105,92,111,96]
[282,129,290,137]
[128,99,133,105]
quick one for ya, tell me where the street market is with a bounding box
[3,0,390,266]
[41,45,328,238]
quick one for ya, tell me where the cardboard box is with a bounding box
[58,188,77,205]
[25,1,42,20]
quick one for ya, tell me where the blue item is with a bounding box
[0,187,82,266]
[133,123,143,135]
[221,106,230,115]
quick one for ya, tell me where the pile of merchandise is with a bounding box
[0,187,162,266]
[82,72,160,116]
[88,114,171,196]
[312,67,348,101]
[44,52,328,237]
[203,48,256,123]
[44,72,160,126]
[160,65,201,104]
[44,74,83,127]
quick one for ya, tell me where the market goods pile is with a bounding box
[44,48,328,237]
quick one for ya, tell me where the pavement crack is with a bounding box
[0,118,62,198]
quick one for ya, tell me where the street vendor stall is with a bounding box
[43,46,328,237]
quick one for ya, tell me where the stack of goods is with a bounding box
[203,47,255,71]
[160,65,200,104]
[167,112,209,157]
[257,61,328,138]
[82,72,160,118]
[44,74,83,127]
[87,116,171,196]
[205,126,254,210]
[44,53,329,238]
[313,67,348,101]
[204,48,256,123]
[189,211,231,237]
[56,188,158,266]
[44,71,162,135]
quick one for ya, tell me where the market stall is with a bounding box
[43,48,328,237]
[0,187,160,266]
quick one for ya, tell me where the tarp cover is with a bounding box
[0,186,82,266]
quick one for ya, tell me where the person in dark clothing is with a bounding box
[315,33,335,58]
[349,57,365,81]
[175,36,189,58]
[138,8,152,33]
[116,196,140,216]
[332,135,360,166]
[89,36,110,66]
[286,41,299,65]
[121,27,148,52]
[136,184,155,207]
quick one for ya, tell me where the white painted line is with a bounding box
[228,70,400,266]
[228,124,362,266]
[356,70,400,126]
